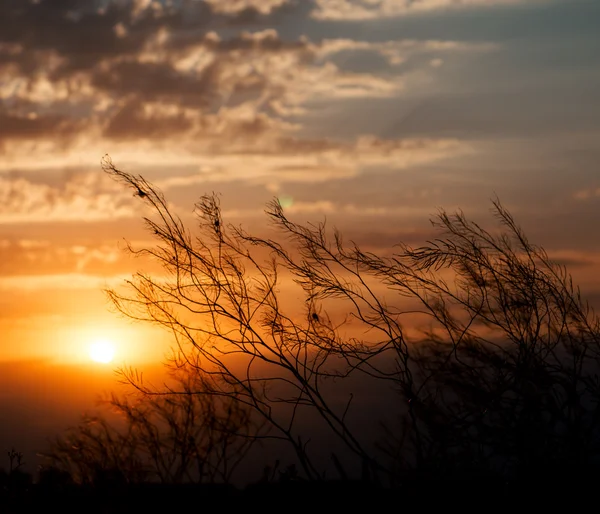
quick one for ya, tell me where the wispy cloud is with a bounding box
[0,239,124,276]
[223,200,437,217]
[574,187,600,201]
[203,0,290,15]
[0,273,129,292]
[311,0,545,20]
[153,136,470,187]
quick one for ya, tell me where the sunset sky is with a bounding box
[1,0,599,470]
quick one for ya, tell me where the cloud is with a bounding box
[90,59,219,108]
[103,99,194,140]
[1,3,488,147]
[573,187,600,201]
[316,38,496,65]
[203,0,290,15]
[0,273,129,292]
[0,239,125,277]
[152,136,470,187]
[0,104,84,147]
[2,26,399,145]
[311,0,541,20]
[0,172,136,224]
[222,200,437,218]
[0,1,489,197]
[1,14,482,181]
[546,251,599,269]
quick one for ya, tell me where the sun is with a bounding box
[89,339,116,364]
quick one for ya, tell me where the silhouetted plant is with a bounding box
[99,156,600,483]
[45,368,260,485]
[37,466,74,490]
[7,448,23,474]
[101,156,390,481]
[373,204,600,480]
[0,448,32,495]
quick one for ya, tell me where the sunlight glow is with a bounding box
[89,339,116,364]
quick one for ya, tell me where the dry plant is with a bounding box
[58,155,599,484]
[45,369,259,485]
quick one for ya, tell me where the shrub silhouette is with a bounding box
[45,368,261,485]
[50,156,600,485]
[376,207,600,480]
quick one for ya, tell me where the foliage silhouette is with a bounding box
[44,368,260,485]
[376,206,600,480]
[50,156,600,485]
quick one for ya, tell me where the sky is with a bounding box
[0,0,599,474]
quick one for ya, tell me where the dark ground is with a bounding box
[0,475,593,513]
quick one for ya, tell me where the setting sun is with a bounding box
[89,339,115,364]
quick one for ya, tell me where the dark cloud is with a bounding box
[548,256,596,269]
[0,0,266,67]
[2,0,480,150]
[0,0,300,78]
[87,29,315,112]
[0,110,75,140]
[199,29,311,54]
[0,0,319,143]
[164,25,312,54]
[103,99,193,139]
[91,59,218,107]
[338,229,436,251]
[0,1,146,73]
